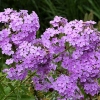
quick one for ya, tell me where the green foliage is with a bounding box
[84,11,94,21]
[0,72,36,100]
[84,0,100,20]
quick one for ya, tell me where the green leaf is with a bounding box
[88,0,99,13]
[84,13,88,21]
[78,6,84,14]
[8,83,15,93]
[97,21,100,31]
[21,95,36,100]
[0,83,5,94]
[88,11,93,20]
[0,72,3,77]
[4,87,11,94]
[84,5,100,19]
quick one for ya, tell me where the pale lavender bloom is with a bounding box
[6,58,14,65]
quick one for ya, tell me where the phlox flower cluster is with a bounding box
[0,8,39,55]
[1,9,100,99]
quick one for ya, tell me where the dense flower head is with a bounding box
[0,8,39,55]
[84,82,100,96]
[50,16,68,27]
[1,10,100,99]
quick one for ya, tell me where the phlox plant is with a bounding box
[0,8,100,100]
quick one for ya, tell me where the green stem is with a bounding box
[0,75,6,82]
